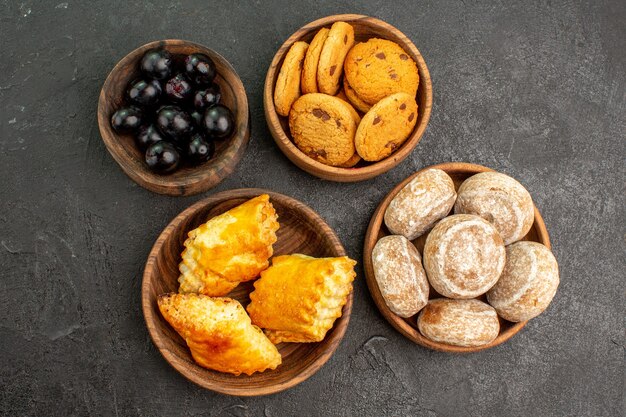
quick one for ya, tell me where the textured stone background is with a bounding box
[1,0,624,416]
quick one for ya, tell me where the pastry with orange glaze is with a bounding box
[178,194,279,296]
[158,293,281,375]
[247,254,356,343]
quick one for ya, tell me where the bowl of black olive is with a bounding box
[98,39,250,196]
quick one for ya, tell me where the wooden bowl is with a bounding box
[263,14,433,182]
[142,188,353,395]
[363,162,551,353]
[98,40,250,196]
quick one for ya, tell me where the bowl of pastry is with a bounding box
[142,189,357,395]
[363,162,559,352]
[264,14,432,182]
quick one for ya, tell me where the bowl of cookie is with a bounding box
[363,162,559,352]
[264,14,432,182]
[142,189,357,395]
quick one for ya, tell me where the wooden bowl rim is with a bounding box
[263,14,433,182]
[363,162,551,353]
[97,39,250,196]
[141,188,353,395]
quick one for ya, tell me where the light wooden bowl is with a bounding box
[263,14,433,182]
[98,39,250,196]
[142,188,353,395]
[363,162,551,353]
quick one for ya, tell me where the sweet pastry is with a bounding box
[289,93,357,166]
[158,294,281,375]
[301,28,330,94]
[384,168,457,240]
[487,241,559,322]
[354,92,418,161]
[247,254,356,343]
[344,38,419,104]
[317,22,355,95]
[455,172,535,245]
[178,194,279,296]
[372,235,429,317]
[274,41,309,116]
[343,79,372,113]
[423,214,505,299]
[178,267,239,297]
[417,299,500,347]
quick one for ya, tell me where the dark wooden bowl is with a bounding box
[264,14,433,182]
[142,188,353,395]
[98,40,250,196]
[363,162,551,353]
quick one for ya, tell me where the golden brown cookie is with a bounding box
[289,93,357,166]
[301,28,329,94]
[317,22,355,95]
[343,79,372,113]
[355,92,418,161]
[274,41,309,116]
[334,97,361,167]
[337,152,361,168]
[335,97,361,125]
[344,38,419,104]
[334,88,349,103]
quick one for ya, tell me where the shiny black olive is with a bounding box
[165,73,194,103]
[111,106,143,133]
[184,53,216,85]
[140,49,173,80]
[186,133,215,164]
[136,124,166,150]
[156,105,194,142]
[127,79,162,107]
[190,110,204,128]
[193,84,221,111]
[145,141,180,173]
[203,104,235,139]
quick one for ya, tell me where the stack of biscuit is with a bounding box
[274,22,420,166]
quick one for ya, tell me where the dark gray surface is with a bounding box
[1,0,624,416]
